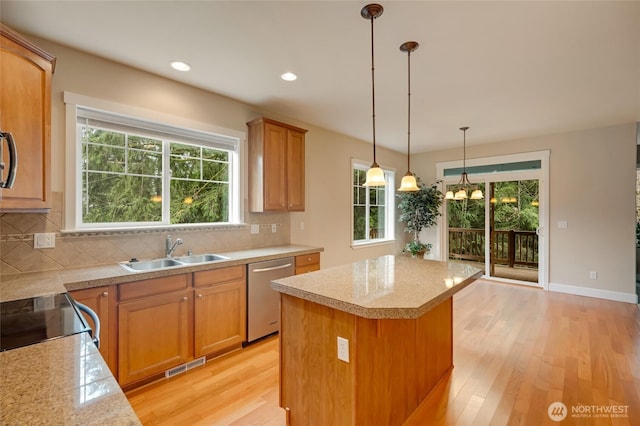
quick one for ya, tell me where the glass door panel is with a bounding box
[447,182,486,273]
[489,180,539,283]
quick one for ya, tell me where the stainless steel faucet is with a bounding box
[165,235,183,258]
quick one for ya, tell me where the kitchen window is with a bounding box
[351,160,395,246]
[65,95,242,230]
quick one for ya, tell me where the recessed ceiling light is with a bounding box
[281,72,297,81]
[170,61,191,72]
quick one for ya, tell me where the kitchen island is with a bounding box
[271,255,482,426]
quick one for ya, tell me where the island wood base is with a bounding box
[279,294,453,425]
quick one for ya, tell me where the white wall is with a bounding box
[411,124,638,302]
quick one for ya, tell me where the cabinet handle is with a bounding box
[307,257,311,261]
[182,296,188,301]
[197,294,203,298]
[102,291,108,297]
[0,131,17,189]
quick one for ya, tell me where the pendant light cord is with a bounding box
[406,49,412,172]
[369,14,377,165]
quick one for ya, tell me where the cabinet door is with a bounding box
[118,289,192,386]
[263,122,288,211]
[286,129,305,211]
[295,252,320,275]
[0,26,53,211]
[194,280,246,357]
[70,286,117,375]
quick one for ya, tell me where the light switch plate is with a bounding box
[250,224,259,234]
[271,224,277,233]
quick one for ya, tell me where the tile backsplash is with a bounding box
[0,192,290,275]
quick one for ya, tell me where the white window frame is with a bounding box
[351,158,396,248]
[63,92,245,231]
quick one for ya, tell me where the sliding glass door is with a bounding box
[488,180,539,284]
[439,151,549,288]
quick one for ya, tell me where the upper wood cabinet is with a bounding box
[247,117,307,212]
[0,24,55,212]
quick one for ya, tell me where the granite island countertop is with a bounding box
[0,244,323,425]
[271,255,482,319]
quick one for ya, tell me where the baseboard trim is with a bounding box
[548,282,638,304]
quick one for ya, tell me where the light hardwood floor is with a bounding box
[127,280,640,425]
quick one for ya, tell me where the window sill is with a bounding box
[351,239,396,250]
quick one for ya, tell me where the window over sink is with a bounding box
[64,93,242,231]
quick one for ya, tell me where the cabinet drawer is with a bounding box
[194,265,245,288]
[295,264,320,275]
[295,253,320,268]
[119,274,190,301]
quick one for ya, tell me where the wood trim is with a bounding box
[0,23,56,70]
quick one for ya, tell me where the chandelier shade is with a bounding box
[447,126,483,200]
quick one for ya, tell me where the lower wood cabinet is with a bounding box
[69,285,117,375]
[295,252,320,275]
[118,274,193,387]
[194,265,246,357]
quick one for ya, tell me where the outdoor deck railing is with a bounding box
[448,228,538,267]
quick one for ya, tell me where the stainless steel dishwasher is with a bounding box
[247,257,294,342]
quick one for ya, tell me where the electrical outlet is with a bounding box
[250,224,259,234]
[300,221,305,231]
[337,336,349,363]
[34,233,55,249]
[589,271,598,280]
[271,224,277,233]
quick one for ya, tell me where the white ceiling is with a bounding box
[2,1,639,153]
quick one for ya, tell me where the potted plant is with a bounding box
[403,240,432,258]
[397,177,443,258]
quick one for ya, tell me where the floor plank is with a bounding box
[127,279,640,425]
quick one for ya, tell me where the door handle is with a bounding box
[0,131,17,189]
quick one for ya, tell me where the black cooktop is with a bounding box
[0,293,91,351]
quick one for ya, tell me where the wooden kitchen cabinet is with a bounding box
[0,24,54,212]
[193,265,246,357]
[247,117,307,212]
[295,252,320,275]
[118,274,193,387]
[70,286,117,375]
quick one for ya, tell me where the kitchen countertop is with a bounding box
[0,244,322,425]
[271,254,482,319]
[0,244,324,302]
[0,333,140,425]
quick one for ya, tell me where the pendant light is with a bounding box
[361,3,386,187]
[397,41,420,192]
[445,126,484,200]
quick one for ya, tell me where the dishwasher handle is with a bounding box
[74,301,101,349]
[252,263,293,273]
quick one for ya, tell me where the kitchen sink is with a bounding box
[120,258,184,272]
[173,253,229,264]
[119,253,229,272]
